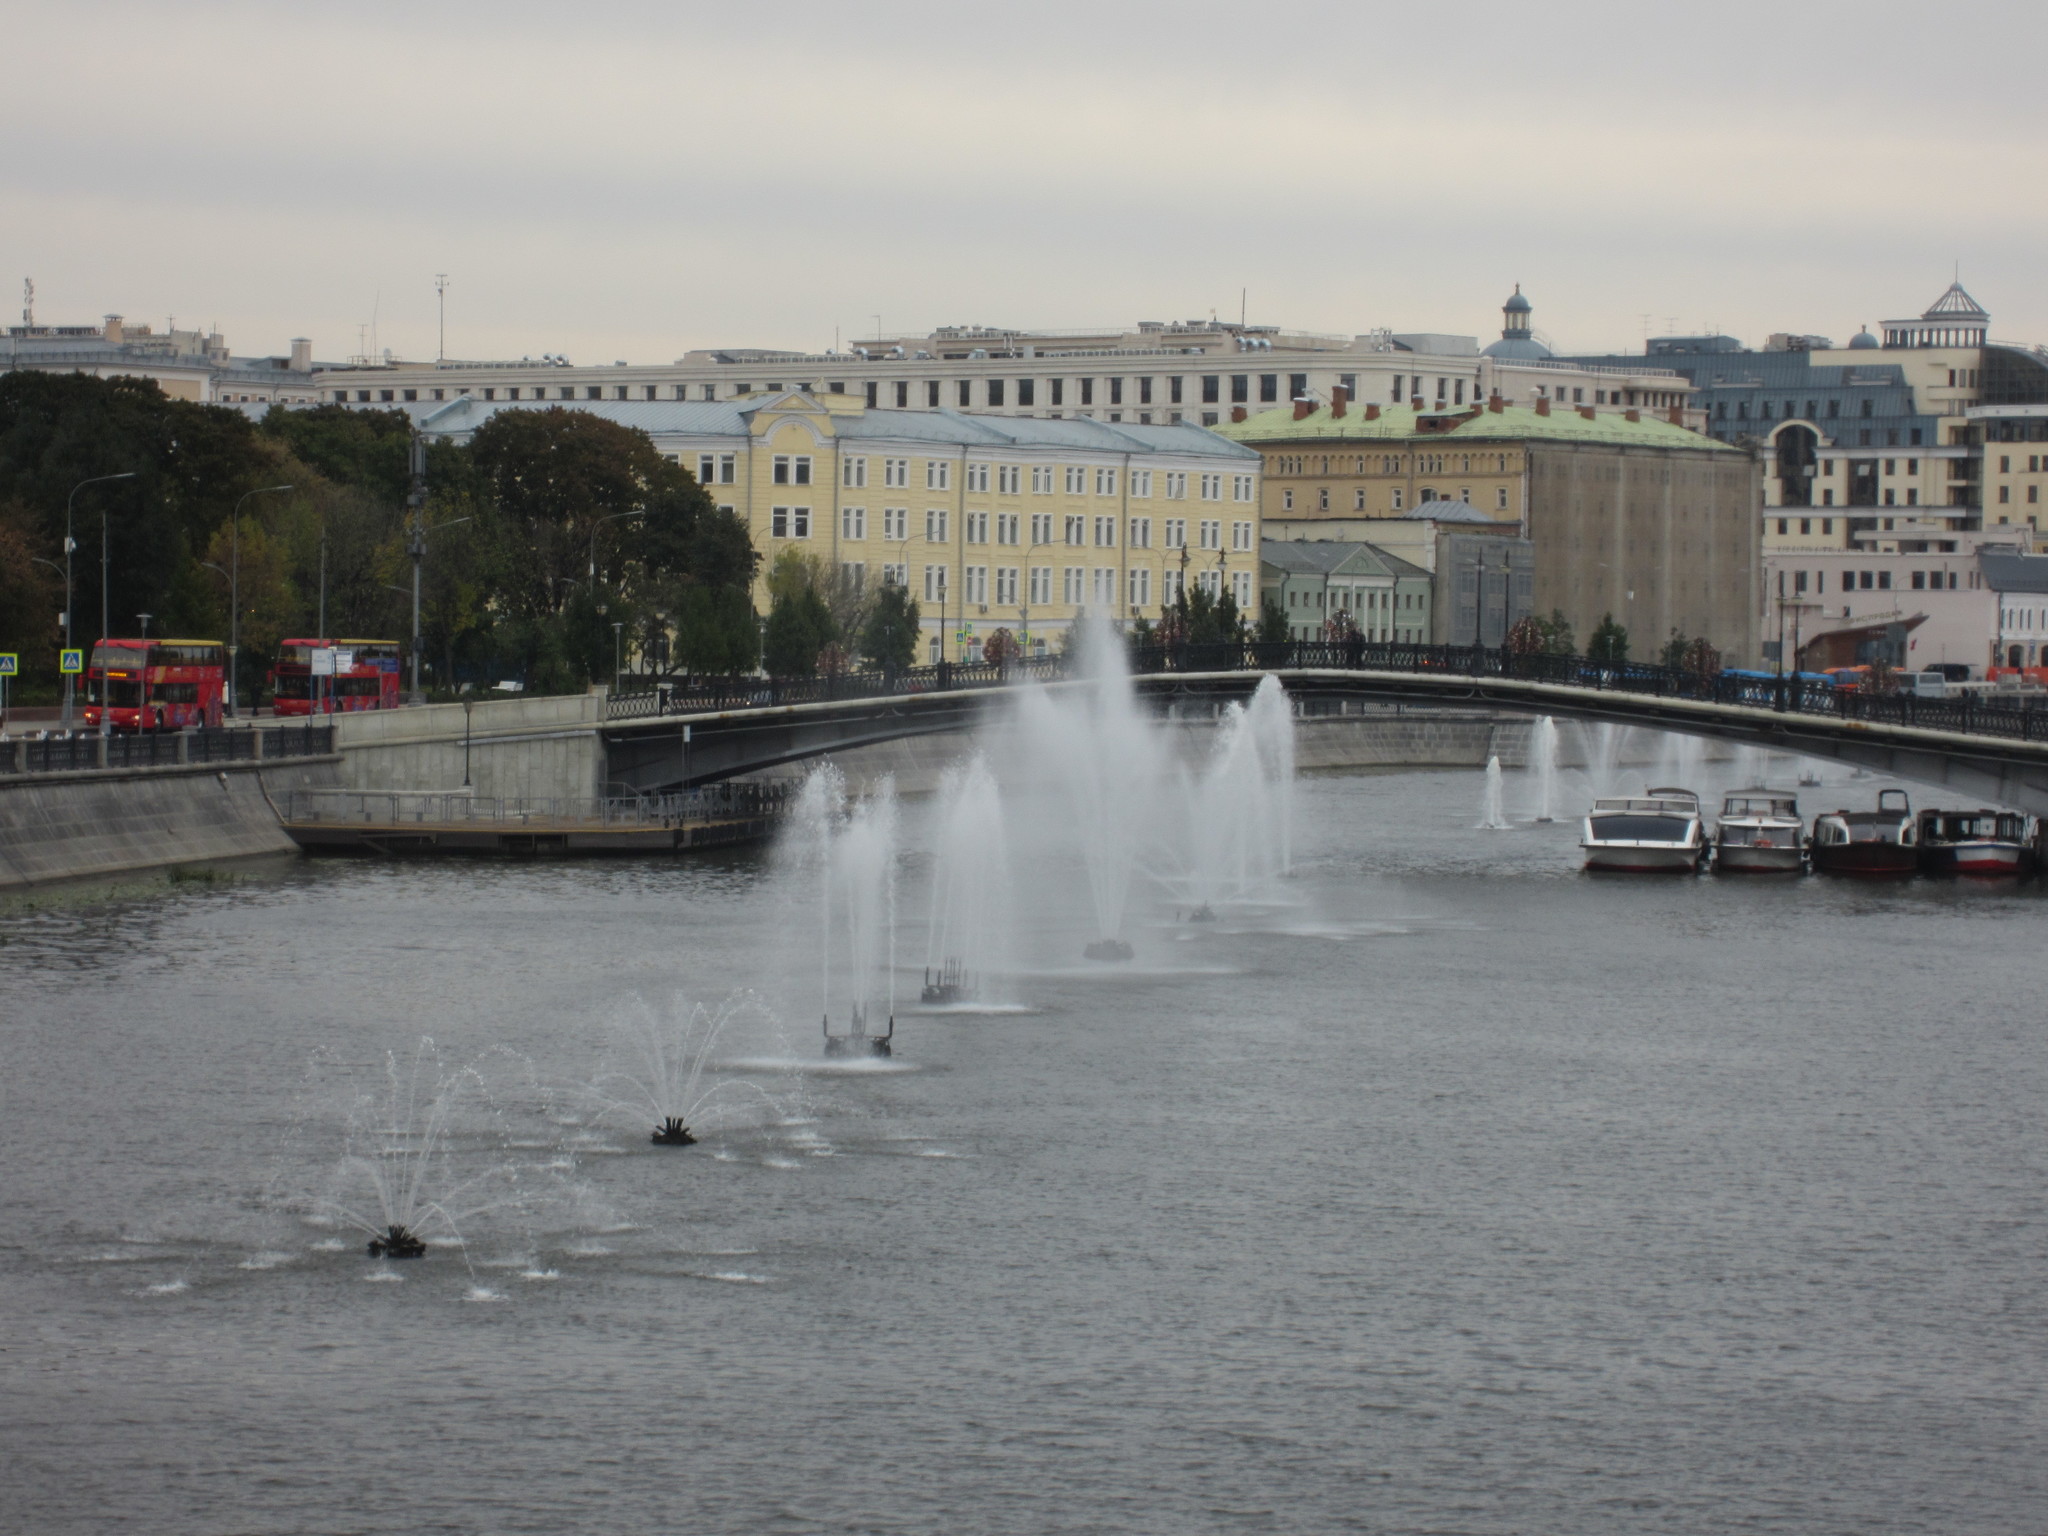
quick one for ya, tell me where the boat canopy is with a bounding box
[1721,793,1799,819]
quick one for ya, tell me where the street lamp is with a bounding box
[612,621,625,694]
[220,484,293,716]
[62,471,136,727]
[1016,536,1061,658]
[137,612,152,639]
[395,517,470,702]
[589,510,646,592]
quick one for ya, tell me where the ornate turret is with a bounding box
[1481,285,1551,360]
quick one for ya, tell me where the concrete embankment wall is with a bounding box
[333,691,606,799]
[0,758,341,892]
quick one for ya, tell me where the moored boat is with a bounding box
[1810,789,1917,878]
[1581,787,1707,872]
[1915,808,2039,878]
[1714,791,1805,873]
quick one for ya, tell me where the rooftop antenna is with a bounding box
[872,313,881,340]
[435,274,449,362]
[21,276,32,327]
[1241,287,1247,328]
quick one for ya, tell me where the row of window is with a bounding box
[720,454,1252,501]
[776,507,1255,550]
[891,564,1256,610]
[1780,568,1961,594]
[1280,485,1513,513]
[1272,453,1515,476]
[1285,587,1423,611]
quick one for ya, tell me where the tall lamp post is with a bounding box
[1016,537,1059,658]
[62,471,136,728]
[589,510,646,592]
[395,516,471,703]
[220,484,293,716]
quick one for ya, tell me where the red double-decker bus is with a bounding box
[82,639,228,731]
[271,639,404,715]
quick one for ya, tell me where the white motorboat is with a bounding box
[1580,787,1707,872]
[1713,791,1805,873]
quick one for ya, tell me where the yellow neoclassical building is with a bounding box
[418,389,1263,659]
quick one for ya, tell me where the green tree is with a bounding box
[1588,612,1630,663]
[0,498,61,701]
[1256,600,1290,644]
[1660,628,1691,670]
[762,548,836,677]
[258,404,415,504]
[859,581,921,672]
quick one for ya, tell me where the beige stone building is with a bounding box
[1220,393,1759,662]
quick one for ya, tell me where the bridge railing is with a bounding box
[281,781,789,827]
[0,723,335,776]
[605,641,2048,745]
[606,654,1069,720]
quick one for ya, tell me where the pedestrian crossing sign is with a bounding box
[0,654,16,676]
[60,648,83,674]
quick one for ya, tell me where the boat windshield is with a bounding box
[1718,823,1797,848]
[1722,795,1797,819]
[1837,815,1906,843]
[1588,814,1694,843]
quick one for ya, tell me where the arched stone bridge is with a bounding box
[601,667,2048,817]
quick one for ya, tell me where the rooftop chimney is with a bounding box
[1535,396,1551,416]
[1331,384,1349,419]
[1410,396,1424,411]
[1231,406,1247,423]
[289,337,312,372]
[1364,402,1381,421]
[1487,393,1504,413]
[1578,404,1596,421]
[1666,404,1685,426]
[1292,397,1314,421]
[103,314,123,345]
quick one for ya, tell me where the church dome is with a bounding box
[1847,326,1878,350]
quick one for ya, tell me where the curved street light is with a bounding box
[61,471,136,727]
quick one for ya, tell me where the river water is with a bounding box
[2,759,2044,1534]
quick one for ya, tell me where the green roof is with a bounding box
[1214,399,1738,452]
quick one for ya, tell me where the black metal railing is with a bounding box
[607,642,2048,746]
[2,723,336,776]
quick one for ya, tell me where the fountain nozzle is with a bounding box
[367,1226,427,1260]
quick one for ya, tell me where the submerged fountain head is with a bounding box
[1084,938,1135,962]
[651,1117,697,1146]
[1185,905,1217,924]
[823,1005,895,1057]
[367,1225,427,1260]
[921,959,975,1005]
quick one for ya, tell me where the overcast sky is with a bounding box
[7,0,2046,365]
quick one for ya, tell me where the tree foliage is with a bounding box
[1588,612,1630,663]
[859,581,922,673]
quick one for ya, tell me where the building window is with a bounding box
[957,380,971,408]
[1165,472,1187,500]
[1029,567,1051,604]
[1094,516,1116,547]
[1095,468,1118,497]
[1232,520,1253,552]
[988,379,1005,408]
[964,565,988,605]
[882,507,908,540]
[1232,475,1254,502]
[772,455,812,486]
[1063,567,1084,604]
[1109,378,1124,406]
[1165,518,1186,549]
[994,512,1017,545]
[1497,487,1510,511]
[1260,375,1278,403]
[926,509,950,543]
[924,564,948,603]
[994,567,1018,604]
[1282,490,1294,512]
[1317,488,1329,511]
[1064,515,1085,546]
[841,506,867,540]
[865,382,878,408]
[1031,466,1053,495]
[1199,519,1222,551]
[1202,376,1219,404]
[1051,379,1065,407]
[1018,379,1036,407]
[966,463,990,494]
[965,511,988,544]
[1231,376,1249,404]
[1131,469,1153,498]
[1129,567,1151,610]
[770,507,811,538]
[1065,466,1086,495]
[927,461,951,491]
[1200,473,1223,501]
[1030,512,1053,544]
[843,456,868,488]
[1129,517,1152,548]
[1171,377,1184,404]
[1094,568,1117,607]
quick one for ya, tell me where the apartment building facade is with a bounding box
[409,390,1262,660]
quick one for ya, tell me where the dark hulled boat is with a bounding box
[1915,808,2039,878]
[1810,789,1917,878]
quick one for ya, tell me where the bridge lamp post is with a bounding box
[613,621,624,695]
[1016,538,1059,658]
[902,525,952,667]
[62,471,137,728]
[216,485,293,716]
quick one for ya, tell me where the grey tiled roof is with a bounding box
[1979,550,2048,593]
